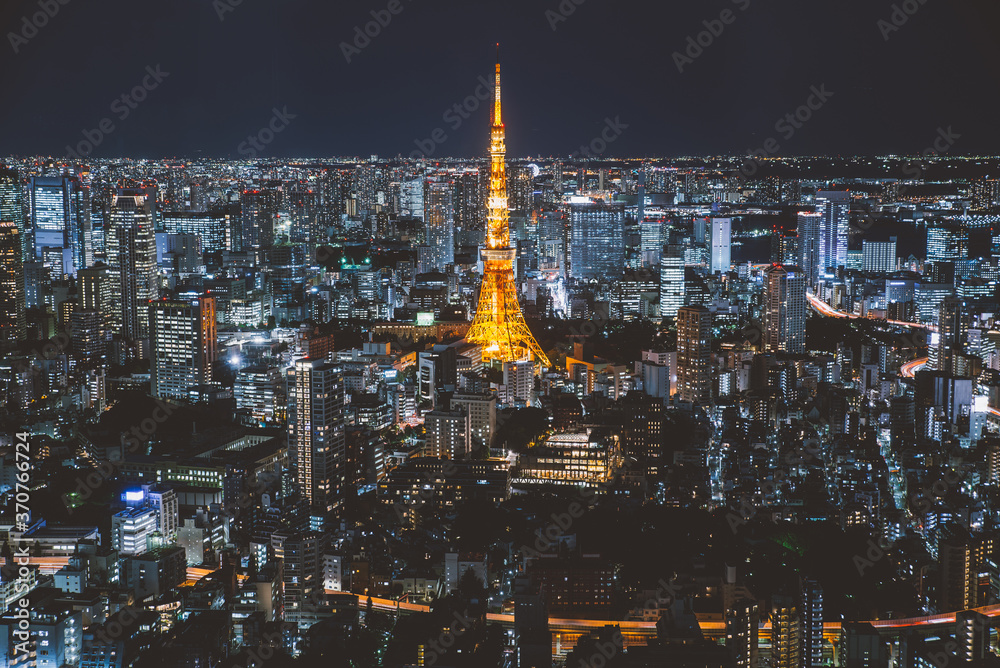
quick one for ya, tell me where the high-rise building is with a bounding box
[939,528,974,613]
[109,188,158,353]
[29,175,91,275]
[926,222,968,263]
[0,168,26,262]
[288,359,346,518]
[935,296,966,373]
[569,200,625,280]
[161,209,240,252]
[840,622,887,667]
[770,594,801,668]
[796,211,822,287]
[861,238,897,274]
[0,222,26,353]
[423,175,455,271]
[451,392,497,455]
[149,297,217,400]
[816,190,850,276]
[69,310,106,370]
[424,409,470,460]
[241,188,280,249]
[677,306,711,403]
[281,531,326,627]
[709,216,732,274]
[725,599,759,668]
[801,578,823,668]
[660,244,685,318]
[78,263,113,314]
[764,264,807,354]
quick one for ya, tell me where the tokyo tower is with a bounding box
[466,46,550,368]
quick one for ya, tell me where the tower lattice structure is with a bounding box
[466,48,550,368]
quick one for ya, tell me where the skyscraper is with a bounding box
[926,222,969,263]
[709,216,732,274]
[29,175,91,275]
[816,190,849,277]
[770,594,802,668]
[149,297,217,400]
[764,264,807,354]
[796,211,822,287]
[423,175,455,271]
[659,244,685,318]
[0,168,26,262]
[801,578,824,668]
[109,188,158,355]
[569,200,625,280]
[677,305,712,403]
[934,296,966,373]
[288,358,346,518]
[0,222,26,353]
[466,48,549,367]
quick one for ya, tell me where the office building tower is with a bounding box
[709,216,732,274]
[816,190,849,276]
[423,175,455,270]
[639,218,663,266]
[935,296,965,373]
[770,594,802,668]
[0,222,26,353]
[926,222,969,263]
[241,188,279,249]
[29,175,91,276]
[109,188,157,352]
[288,359,346,517]
[281,531,326,627]
[150,297,217,400]
[677,306,712,403]
[0,168,26,261]
[503,359,535,405]
[764,264,807,354]
[660,244,685,318]
[861,238,897,273]
[569,200,625,280]
[801,578,823,668]
[69,310,106,370]
[796,211,822,286]
[78,263,113,315]
[161,209,240,252]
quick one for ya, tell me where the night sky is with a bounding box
[2,0,1000,159]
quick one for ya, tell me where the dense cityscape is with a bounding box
[7,1,1000,663]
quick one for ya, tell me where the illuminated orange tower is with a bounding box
[466,46,550,367]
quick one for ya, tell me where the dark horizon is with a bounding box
[3,0,1000,159]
